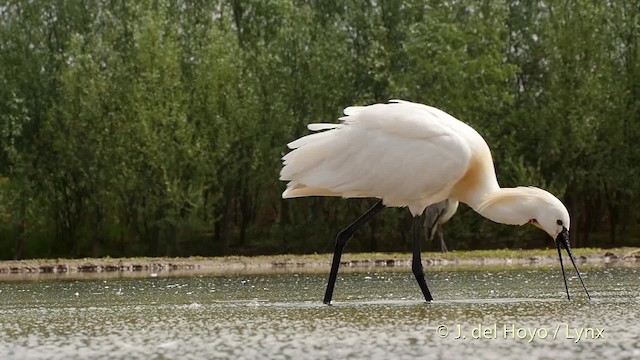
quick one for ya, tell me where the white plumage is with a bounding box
[281,100,477,216]
[280,100,590,302]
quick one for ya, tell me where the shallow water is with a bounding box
[1,266,639,359]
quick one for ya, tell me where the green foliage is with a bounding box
[0,0,639,259]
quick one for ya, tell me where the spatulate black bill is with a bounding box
[556,227,591,300]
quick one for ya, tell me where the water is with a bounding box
[1,266,639,359]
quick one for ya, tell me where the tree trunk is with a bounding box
[216,183,234,255]
[13,199,26,260]
[92,204,103,258]
[280,199,290,251]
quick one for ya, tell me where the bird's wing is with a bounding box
[281,101,473,215]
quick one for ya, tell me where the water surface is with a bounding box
[1,266,639,359]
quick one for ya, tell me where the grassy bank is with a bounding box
[0,248,638,280]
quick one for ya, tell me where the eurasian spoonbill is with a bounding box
[280,100,590,304]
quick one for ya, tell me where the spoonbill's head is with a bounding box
[479,186,570,239]
[524,188,590,300]
[525,189,570,240]
[476,187,589,300]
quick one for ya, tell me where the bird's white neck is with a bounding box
[450,159,530,226]
[450,152,500,212]
[471,188,532,226]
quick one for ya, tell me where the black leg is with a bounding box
[412,216,434,302]
[323,200,384,304]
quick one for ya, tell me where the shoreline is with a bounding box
[0,247,638,280]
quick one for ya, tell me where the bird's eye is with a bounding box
[557,220,563,226]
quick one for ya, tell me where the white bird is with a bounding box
[280,100,590,304]
[424,199,459,252]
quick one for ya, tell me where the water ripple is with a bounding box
[1,267,639,359]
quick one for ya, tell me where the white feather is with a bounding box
[280,100,570,239]
[281,100,585,302]
[307,123,340,131]
[281,100,477,215]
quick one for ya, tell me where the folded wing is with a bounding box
[280,101,473,215]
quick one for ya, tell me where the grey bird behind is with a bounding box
[424,200,459,252]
